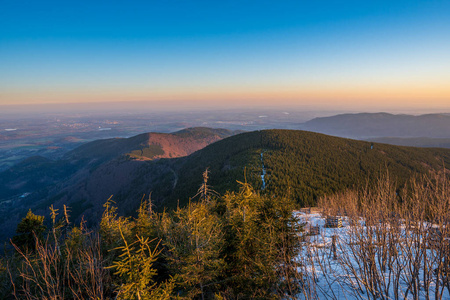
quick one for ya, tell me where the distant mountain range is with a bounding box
[367,137,450,148]
[300,113,450,141]
[2,127,450,243]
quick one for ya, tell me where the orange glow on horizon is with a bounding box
[1,82,449,110]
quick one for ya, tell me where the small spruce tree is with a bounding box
[11,209,46,252]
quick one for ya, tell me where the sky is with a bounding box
[1,0,449,111]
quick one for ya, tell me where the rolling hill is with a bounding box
[168,129,450,209]
[2,128,450,243]
[0,127,240,240]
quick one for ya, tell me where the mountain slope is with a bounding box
[0,127,238,198]
[65,127,239,162]
[169,129,450,208]
[0,127,239,240]
[2,128,450,243]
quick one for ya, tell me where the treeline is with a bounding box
[1,171,303,299]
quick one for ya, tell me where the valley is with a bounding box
[2,127,450,243]
[0,109,317,171]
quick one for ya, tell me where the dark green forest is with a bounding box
[170,130,450,208]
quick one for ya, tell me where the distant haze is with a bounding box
[301,112,450,139]
[0,101,449,119]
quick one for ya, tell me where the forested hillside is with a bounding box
[2,128,450,243]
[0,128,239,241]
[2,129,450,298]
[170,129,450,208]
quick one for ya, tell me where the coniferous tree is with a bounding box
[161,200,225,299]
[220,181,303,298]
[11,209,46,252]
[109,226,174,300]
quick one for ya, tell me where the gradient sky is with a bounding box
[1,0,449,111]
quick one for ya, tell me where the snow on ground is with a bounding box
[293,211,450,300]
[260,151,266,190]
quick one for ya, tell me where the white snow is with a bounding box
[261,151,266,189]
[293,211,450,300]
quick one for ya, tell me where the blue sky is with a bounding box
[1,0,449,110]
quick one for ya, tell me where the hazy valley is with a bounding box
[2,112,450,242]
[3,111,450,172]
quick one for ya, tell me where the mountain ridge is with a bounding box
[0,127,240,240]
[300,112,450,139]
[168,129,450,209]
